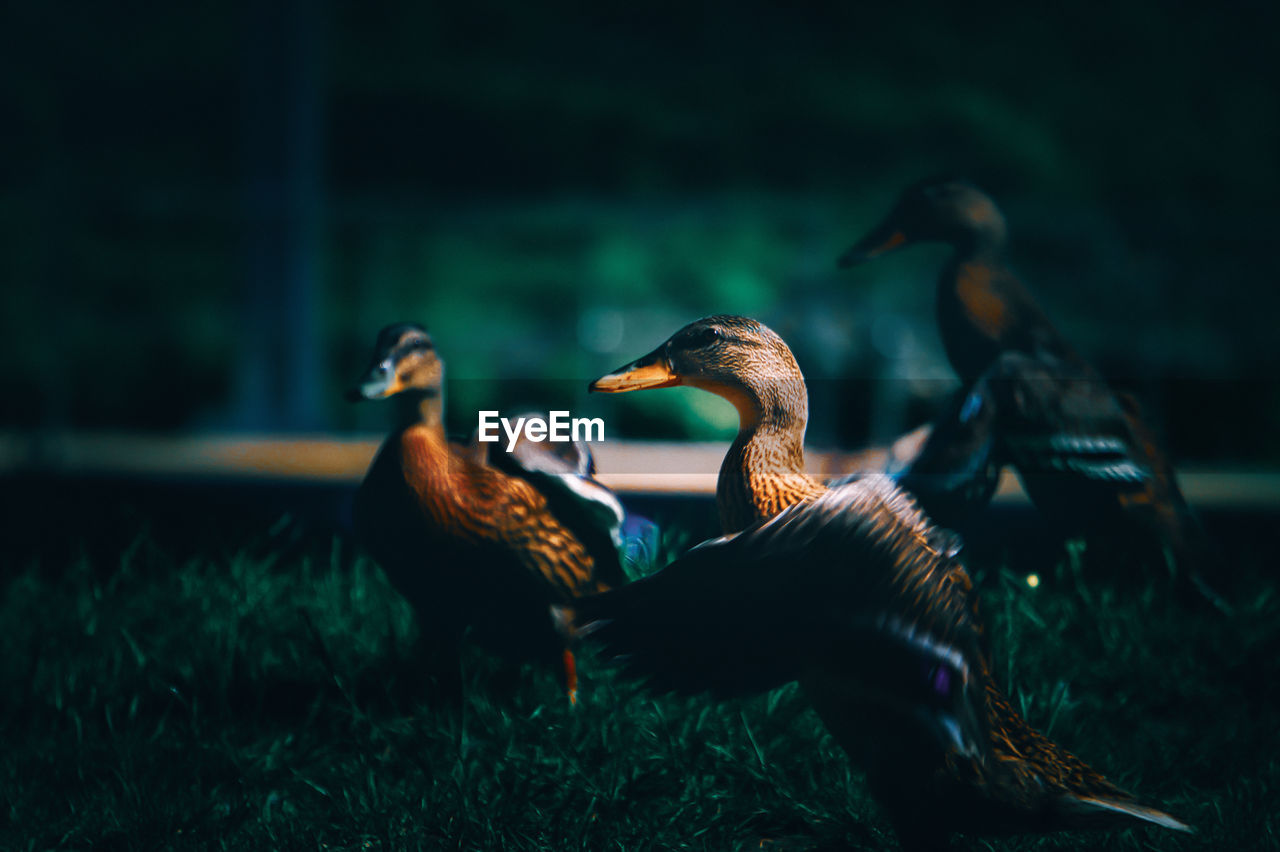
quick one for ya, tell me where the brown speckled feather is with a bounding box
[400,426,610,599]
[718,435,826,532]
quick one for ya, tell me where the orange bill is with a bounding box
[837,226,910,268]
[346,361,407,400]
[589,350,680,393]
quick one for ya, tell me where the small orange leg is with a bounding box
[562,648,578,705]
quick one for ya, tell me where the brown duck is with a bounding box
[839,179,1222,608]
[590,315,824,532]
[348,323,626,701]
[576,315,1191,849]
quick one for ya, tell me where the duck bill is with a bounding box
[345,363,405,401]
[589,349,681,393]
[837,221,909,268]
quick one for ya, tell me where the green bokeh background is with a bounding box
[3,1,1277,458]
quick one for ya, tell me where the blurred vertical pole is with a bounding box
[234,0,327,431]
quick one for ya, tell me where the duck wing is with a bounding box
[986,351,1150,495]
[566,477,989,757]
[487,419,628,589]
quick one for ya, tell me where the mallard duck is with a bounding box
[347,323,626,701]
[839,179,1223,608]
[577,315,1191,849]
[590,315,825,532]
[837,179,1083,383]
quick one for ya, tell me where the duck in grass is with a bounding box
[570,315,1191,850]
[347,322,626,703]
[838,178,1226,611]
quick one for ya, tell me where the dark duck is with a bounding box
[573,315,1190,850]
[347,323,626,702]
[839,179,1223,608]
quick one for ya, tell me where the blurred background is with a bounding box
[3,0,1278,468]
[6,9,1280,846]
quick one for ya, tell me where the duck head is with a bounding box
[590,315,807,431]
[347,323,443,402]
[837,178,1008,267]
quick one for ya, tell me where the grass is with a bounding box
[1,514,1277,851]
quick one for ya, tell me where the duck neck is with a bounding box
[952,218,1008,262]
[728,389,808,467]
[716,378,811,531]
[937,222,1019,383]
[394,389,445,435]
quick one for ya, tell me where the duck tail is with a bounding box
[1056,793,1194,833]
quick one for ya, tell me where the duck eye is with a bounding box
[686,327,722,348]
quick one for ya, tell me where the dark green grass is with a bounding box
[2,522,1277,851]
